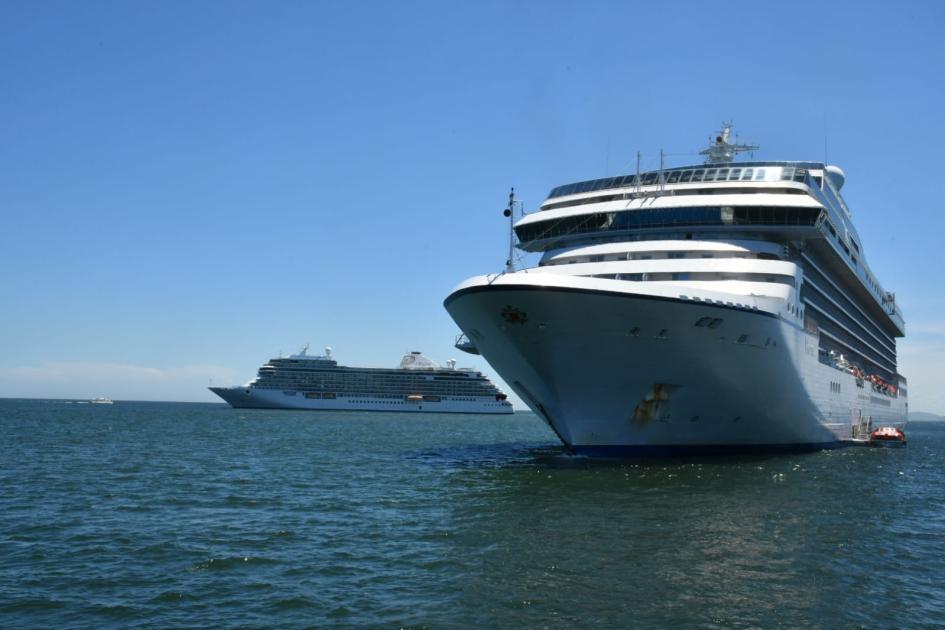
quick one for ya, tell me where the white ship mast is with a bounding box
[699,122,759,164]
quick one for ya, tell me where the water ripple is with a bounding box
[1,400,944,627]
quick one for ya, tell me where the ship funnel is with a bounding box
[325,346,332,358]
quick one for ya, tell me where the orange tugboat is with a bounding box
[869,426,907,447]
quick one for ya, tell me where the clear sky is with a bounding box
[1,1,943,413]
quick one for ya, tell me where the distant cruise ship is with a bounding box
[445,124,907,455]
[210,345,513,414]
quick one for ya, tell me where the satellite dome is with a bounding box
[825,165,846,191]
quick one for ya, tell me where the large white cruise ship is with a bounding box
[445,124,907,455]
[210,346,513,414]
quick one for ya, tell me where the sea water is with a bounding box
[1,399,943,628]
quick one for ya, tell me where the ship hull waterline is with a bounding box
[209,387,512,415]
[445,280,904,456]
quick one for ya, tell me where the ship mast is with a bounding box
[504,187,516,272]
[699,122,759,164]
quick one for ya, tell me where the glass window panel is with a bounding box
[741,168,754,180]
[716,169,730,180]
[680,170,694,182]
[691,169,705,182]
[667,170,681,183]
[703,169,717,181]
[754,168,766,180]
[728,168,741,180]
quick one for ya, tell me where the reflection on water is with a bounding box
[417,437,945,628]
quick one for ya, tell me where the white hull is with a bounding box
[210,386,512,414]
[445,275,906,455]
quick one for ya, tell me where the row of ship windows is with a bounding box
[260,368,484,380]
[591,271,796,286]
[822,218,887,303]
[541,187,806,212]
[259,377,492,385]
[543,250,781,266]
[549,167,817,199]
[812,321,895,378]
[818,346,897,393]
[344,400,493,404]
[802,262,896,350]
[261,389,494,396]
[515,207,822,243]
[292,394,487,403]
[259,379,491,390]
[802,283,896,359]
[274,391,492,401]
[257,375,490,386]
[823,220,860,267]
[258,385,496,395]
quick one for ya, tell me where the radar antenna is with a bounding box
[699,122,759,164]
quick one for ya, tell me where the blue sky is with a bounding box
[1,1,943,412]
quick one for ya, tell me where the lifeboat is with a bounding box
[406,394,423,402]
[869,426,906,447]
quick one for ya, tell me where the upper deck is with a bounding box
[545,161,827,202]
[512,147,904,337]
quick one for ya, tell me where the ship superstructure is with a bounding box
[445,124,906,454]
[210,346,512,414]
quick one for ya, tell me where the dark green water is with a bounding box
[1,399,943,628]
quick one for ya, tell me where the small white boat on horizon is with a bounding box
[90,397,114,405]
